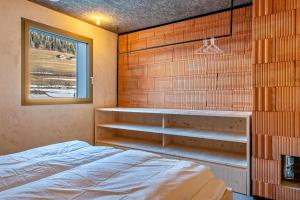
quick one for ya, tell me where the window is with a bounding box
[21,18,93,105]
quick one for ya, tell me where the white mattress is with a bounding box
[0,141,226,200]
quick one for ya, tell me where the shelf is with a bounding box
[96,107,252,118]
[96,137,247,169]
[97,122,247,143]
[95,107,251,195]
[96,137,162,154]
[281,180,300,189]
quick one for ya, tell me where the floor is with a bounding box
[233,193,262,200]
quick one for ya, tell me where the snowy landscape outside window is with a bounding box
[22,19,93,105]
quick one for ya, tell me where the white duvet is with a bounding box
[0,141,226,200]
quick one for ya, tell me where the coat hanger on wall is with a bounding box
[194,37,224,55]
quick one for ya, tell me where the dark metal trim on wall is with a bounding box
[119,2,252,36]
[116,1,252,106]
[118,1,251,55]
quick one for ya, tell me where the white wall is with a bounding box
[0,0,117,155]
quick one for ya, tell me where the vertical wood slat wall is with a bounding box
[252,0,300,199]
[118,7,252,111]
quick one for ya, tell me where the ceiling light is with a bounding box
[96,17,101,26]
[49,0,60,2]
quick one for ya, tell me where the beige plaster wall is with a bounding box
[0,0,117,155]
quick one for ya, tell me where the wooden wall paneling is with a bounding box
[264,39,272,63]
[118,7,252,111]
[265,0,273,15]
[296,9,300,34]
[252,0,300,199]
[119,35,128,53]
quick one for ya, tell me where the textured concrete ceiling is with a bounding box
[29,0,252,34]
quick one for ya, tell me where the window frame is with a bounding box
[21,18,93,105]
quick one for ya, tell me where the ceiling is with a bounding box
[29,0,252,34]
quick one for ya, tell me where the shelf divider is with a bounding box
[97,122,247,143]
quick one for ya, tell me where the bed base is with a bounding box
[220,188,232,200]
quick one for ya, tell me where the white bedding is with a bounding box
[0,141,226,200]
[0,140,90,165]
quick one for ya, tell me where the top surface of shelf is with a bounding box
[96,107,252,118]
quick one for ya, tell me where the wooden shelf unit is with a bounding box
[95,107,251,195]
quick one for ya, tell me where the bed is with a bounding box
[0,140,232,200]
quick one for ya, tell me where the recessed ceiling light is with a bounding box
[49,0,60,2]
[96,17,101,26]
